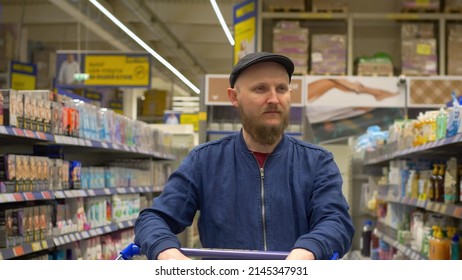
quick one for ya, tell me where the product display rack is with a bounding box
[0,121,175,260]
[362,130,462,260]
[0,125,176,161]
[0,219,137,260]
[373,222,426,260]
[257,1,462,76]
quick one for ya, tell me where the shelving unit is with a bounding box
[257,1,462,76]
[361,127,462,260]
[0,122,175,259]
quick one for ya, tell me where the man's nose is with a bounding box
[267,89,279,104]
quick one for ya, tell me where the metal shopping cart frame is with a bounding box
[116,243,339,260]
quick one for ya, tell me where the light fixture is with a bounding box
[89,0,201,94]
[210,0,235,46]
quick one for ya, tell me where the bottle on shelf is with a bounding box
[428,164,439,202]
[429,226,450,260]
[360,220,373,257]
[436,164,445,203]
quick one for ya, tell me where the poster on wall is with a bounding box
[233,0,257,65]
[55,51,151,88]
[10,61,37,90]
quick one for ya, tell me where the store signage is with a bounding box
[306,76,403,108]
[10,61,37,90]
[55,51,151,88]
[233,0,257,65]
[205,74,304,106]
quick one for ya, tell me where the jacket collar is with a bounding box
[236,129,288,155]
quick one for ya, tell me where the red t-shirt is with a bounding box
[252,151,270,168]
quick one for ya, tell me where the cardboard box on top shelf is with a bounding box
[447,25,462,75]
[310,34,347,75]
[312,0,348,13]
[402,0,440,11]
[272,20,309,74]
[401,39,437,76]
[264,0,305,12]
[445,0,462,12]
[142,89,167,117]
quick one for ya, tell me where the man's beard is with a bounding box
[239,106,289,146]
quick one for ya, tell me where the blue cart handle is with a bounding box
[117,243,339,260]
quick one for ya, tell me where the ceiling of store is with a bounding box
[1,0,241,95]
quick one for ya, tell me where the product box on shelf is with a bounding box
[0,208,24,248]
[447,25,462,75]
[446,0,462,11]
[312,0,348,12]
[264,0,305,12]
[311,34,347,75]
[0,154,16,193]
[401,39,437,76]
[402,0,440,11]
[0,89,19,127]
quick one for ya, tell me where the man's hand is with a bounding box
[285,248,315,260]
[157,248,191,260]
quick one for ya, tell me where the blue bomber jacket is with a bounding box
[134,131,355,260]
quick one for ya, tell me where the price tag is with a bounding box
[41,240,48,249]
[58,236,65,245]
[82,232,90,239]
[89,229,97,236]
[96,228,103,235]
[416,44,432,56]
[104,226,111,232]
[70,234,76,242]
[416,0,430,6]
[64,235,71,243]
[31,242,41,252]
[0,126,7,134]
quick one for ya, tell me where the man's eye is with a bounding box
[254,86,266,92]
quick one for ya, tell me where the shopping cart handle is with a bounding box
[116,243,141,260]
[180,248,289,260]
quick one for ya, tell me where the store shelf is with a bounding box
[0,219,137,259]
[206,130,302,137]
[379,194,462,220]
[0,125,176,160]
[364,133,462,165]
[374,226,426,260]
[0,186,162,204]
[0,238,55,260]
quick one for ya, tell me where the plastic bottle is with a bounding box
[429,226,450,260]
[436,107,448,140]
[452,234,460,260]
[436,164,445,203]
[428,164,439,202]
[360,220,373,257]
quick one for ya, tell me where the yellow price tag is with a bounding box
[31,242,41,252]
[416,0,430,7]
[416,44,431,55]
[41,240,48,249]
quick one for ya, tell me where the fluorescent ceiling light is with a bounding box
[210,0,235,46]
[89,0,200,94]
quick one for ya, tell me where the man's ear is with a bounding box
[227,88,238,107]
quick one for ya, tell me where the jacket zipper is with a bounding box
[259,167,268,251]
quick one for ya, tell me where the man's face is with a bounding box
[232,62,291,145]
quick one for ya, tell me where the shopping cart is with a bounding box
[116,243,339,260]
